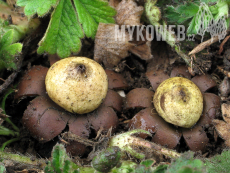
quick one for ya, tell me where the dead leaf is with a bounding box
[94,23,133,68]
[213,103,230,147]
[129,28,152,60]
[116,0,144,26]
[109,0,121,8]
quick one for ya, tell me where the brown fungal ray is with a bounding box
[146,70,170,91]
[170,65,191,79]
[105,69,129,90]
[129,107,181,149]
[182,125,209,152]
[66,141,87,157]
[66,115,91,156]
[101,89,123,112]
[191,74,217,93]
[22,96,71,142]
[125,88,154,110]
[197,93,221,127]
[48,54,61,66]
[15,66,48,100]
[88,106,119,134]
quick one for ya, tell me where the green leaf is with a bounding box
[205,150,230,173]
[45,144,85,173]
[73,0,116,38]
[166,152,205,173]
[17,0,59,17]
[37,0,84,58]
[0,165,5,173]
[37,0,116,58]
[0,30,22,70]
[165,2,199,24]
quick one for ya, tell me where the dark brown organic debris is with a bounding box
[94,23,133,68]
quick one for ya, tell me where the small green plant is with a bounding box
[0,165,5,173]
[108,129,181,159]
[17,0,116,58]
[166,152,205,173]
[1,140,230,172]
[0,1,40,71]
[0,30,22,71]
[145,0,230,67]
[164,0,229,36]
[91,146,121,172]
[204,149,230,173]
[44,144,83,173]
[0,88,20,151]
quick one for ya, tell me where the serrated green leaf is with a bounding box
[37,0,84,58]
[52,144,66,173]
[176,2,199,19]
[73,0,116,38]
[17,0,59,17]
[166,152,205,173]
[0,30,22,70]
[17,0,116,58]
[205,150,230,173]
[165,2,199,24]
[165,6,185,24]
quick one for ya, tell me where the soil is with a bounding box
[1,5,230,173]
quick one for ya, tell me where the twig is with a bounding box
[217,66,230,78]
[219,35,230,54]
[189,36,219,55]
[0,72,18,95]
[61,132,96,147]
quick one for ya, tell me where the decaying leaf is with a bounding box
[109,0,121,8]
[94,23,133,68]
[213,103,230,147]
[116,0,144,26]
[129,28,152,60]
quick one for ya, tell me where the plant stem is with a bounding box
[0,150,46,169]
[0,137,20,151]
[109,129,181,159]
[129,136,181,159]
[4,117,19,132]
[0,126,19,136]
